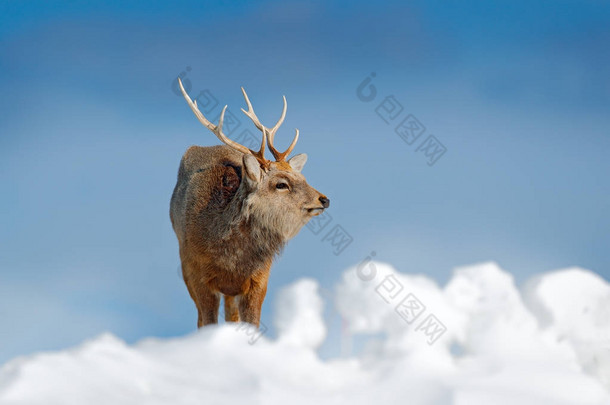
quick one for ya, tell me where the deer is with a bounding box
[170,78,330,328]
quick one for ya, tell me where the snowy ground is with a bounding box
[1,262,609,405]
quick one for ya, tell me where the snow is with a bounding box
[1,262,609,405]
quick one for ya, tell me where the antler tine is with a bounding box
[178,78,268,165]
[239,87,267,162]
[267,96,288,162]
[240,87,297,161]
[265,96,292,161]
[267,95,287,138]
[280,128,299,160]
[240,87,265,132]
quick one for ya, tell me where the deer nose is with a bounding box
[319,196,330,208]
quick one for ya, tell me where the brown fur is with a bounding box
[170,144,328,327]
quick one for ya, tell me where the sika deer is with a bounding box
[170,79,329,327]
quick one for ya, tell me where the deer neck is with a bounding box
[216,183,286,271]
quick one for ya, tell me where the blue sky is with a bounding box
[1,0,609,362]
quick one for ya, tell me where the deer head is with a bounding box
[177,79,330,240]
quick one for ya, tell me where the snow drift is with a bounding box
[1,262,609,405]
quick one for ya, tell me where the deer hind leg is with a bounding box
[224,295,240,322]
[238,269,270,327]
[194,286,220,327]
[183,262,220,327]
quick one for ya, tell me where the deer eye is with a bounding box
[276,182,289,190]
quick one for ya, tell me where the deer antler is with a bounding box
[178,78,269,167]
[240,87,299,162]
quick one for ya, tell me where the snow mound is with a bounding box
[523,268,610,388]
[1,262,609,405]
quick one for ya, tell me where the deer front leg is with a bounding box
[238,269,269,327]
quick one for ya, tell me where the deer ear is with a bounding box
[287,153,308,173]
[243,154,262,184]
